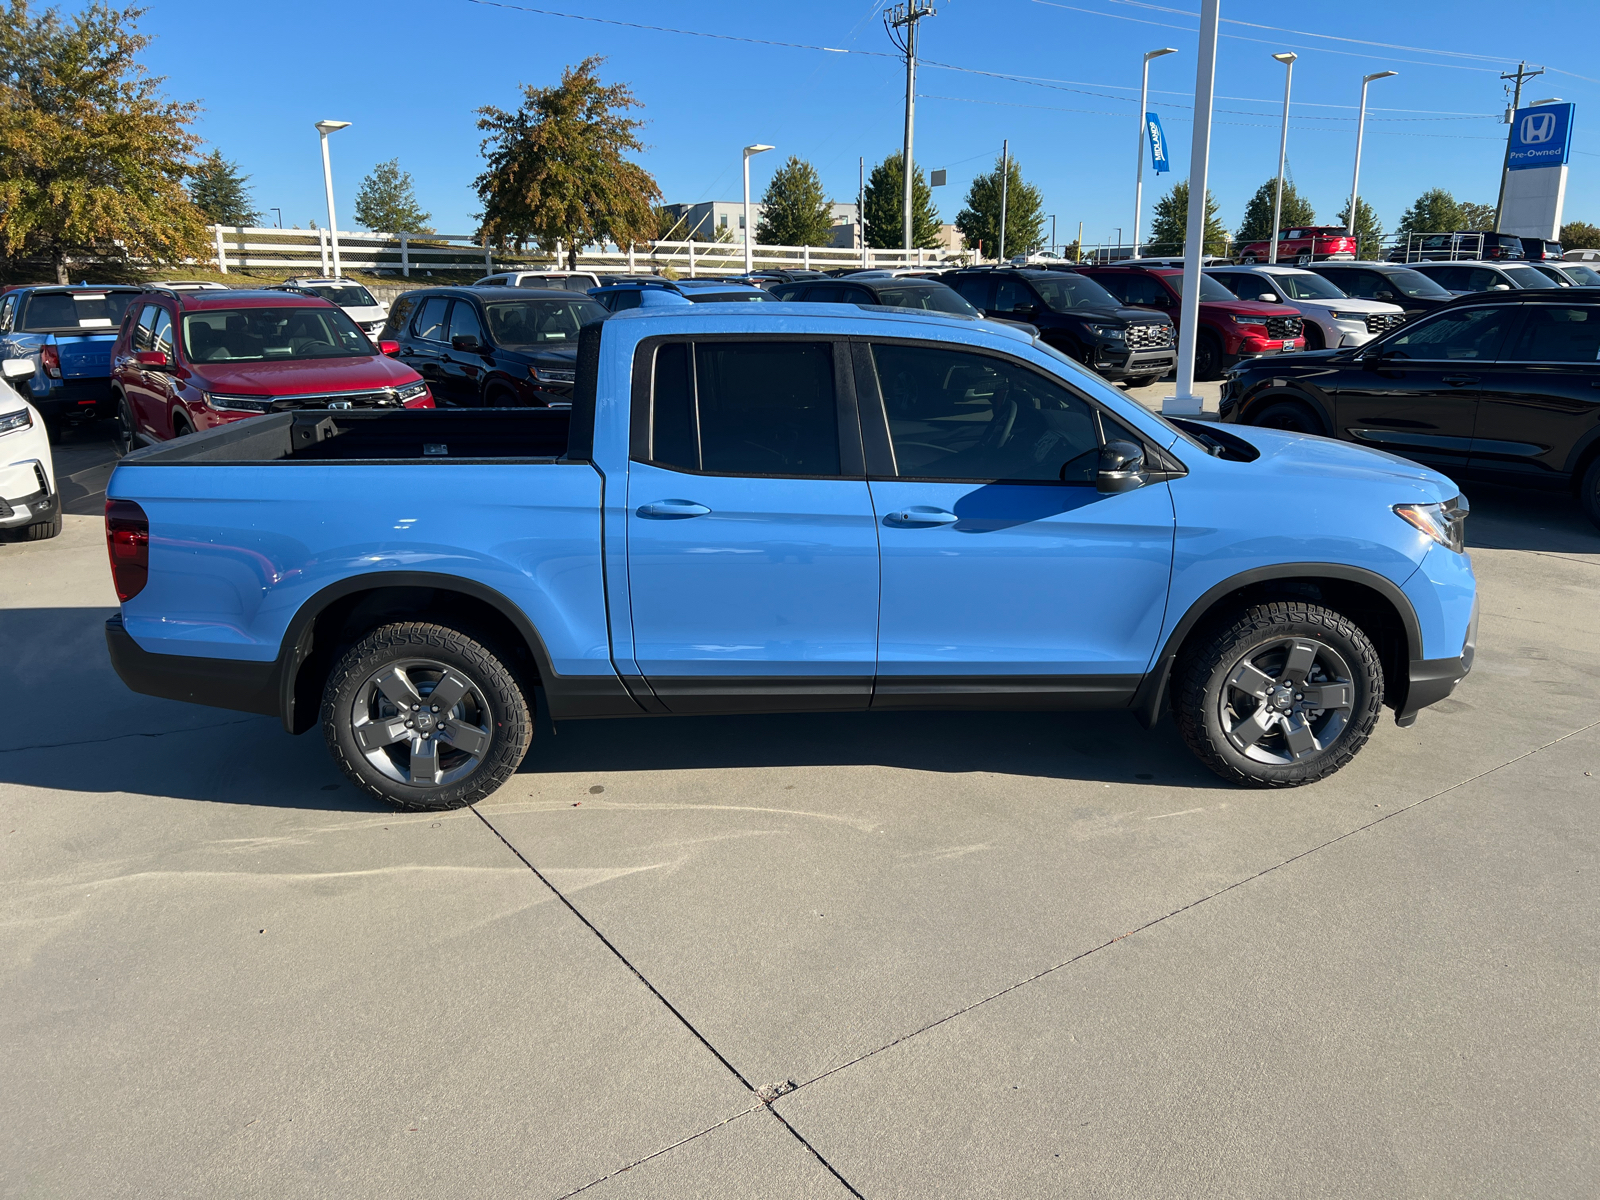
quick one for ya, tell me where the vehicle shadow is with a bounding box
[1460,481,1600,555]
[49,417,121,516]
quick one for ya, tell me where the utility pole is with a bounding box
[1494,61,1545,232]
[887,1,935,260]
[999,139,1010,261]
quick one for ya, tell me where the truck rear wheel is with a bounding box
[1174,601,1383,787]
[322,621,532,811]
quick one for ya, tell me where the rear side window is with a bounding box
[413,297,449,341]
[1503,307,1600,362]
[1386,306,1516,361]
[1322,269,1381,299]
[949,275,992,308]
[384,295,416,339]
[0,294,15,331]
[1097,273,1169,307]
[1208,273,1249,296]
[645,341,840,476]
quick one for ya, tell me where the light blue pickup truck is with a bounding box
[104,304,1477,809]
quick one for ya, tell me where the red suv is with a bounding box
[110,288,432,451]
[1236,226,1358,266]
[1074,265,1304,379]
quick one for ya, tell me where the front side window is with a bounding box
[1096,272,1168,308]
[181,306,371,362]
[447,300,483,345]
[1383,306,1516,361]
[876,285,975,315]
[1382,269,1452,300]
[484,297,605,346]
[1500,265,1551,290]
[1274,272,1345,300]
[150,309,174,358]
[870,343,1101,482]
[132,304,160,352]
[1503,306,1600,362]
[646,341,840,476]
[0,295,16,332]
[413,297,449,341]
[992,278,1038,314]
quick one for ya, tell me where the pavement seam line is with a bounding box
[471,807,867,1199]
[554,1104,765,1197]
[0,716,258,755]
[789,715,1600,1097]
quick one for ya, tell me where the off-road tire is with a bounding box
[1251,398,1324,435]
[1579,455,1600,531]
[1175,601,1384,787]
[322,621,532,811]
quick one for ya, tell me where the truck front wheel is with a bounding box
[322,621,532,811]
[1174,602,1383,787]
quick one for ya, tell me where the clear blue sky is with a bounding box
[138,0,1600,245]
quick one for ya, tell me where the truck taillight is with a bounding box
[40,345,60,379]
[105,499,149,601]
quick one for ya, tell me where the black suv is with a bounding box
[1520,238,1564,262]
[938,268,1176,385]
[381,286,607,407]
[1219,286,1600,527]
[1304,261,1458,322]
[1390,231,1525,262]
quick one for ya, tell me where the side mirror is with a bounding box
[451,334,482,352]
[1258,293,1279,303]
[1375,290,1396,302]
[135,350,171,370]
[378,339,401,356]
[1096,440,1147,494]
[2,357,34,381]
[1491,284,1511,291]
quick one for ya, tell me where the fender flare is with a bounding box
[1129,562,1424,729]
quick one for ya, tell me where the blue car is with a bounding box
[103,303,1476,809]
[0,284,146,428]
[589,278,773,311]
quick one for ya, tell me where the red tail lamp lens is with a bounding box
[40,344,60,379]
[105,499,149,601]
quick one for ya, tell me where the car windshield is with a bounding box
[1029,273,1122,311]
[182,306,373,361]
[1501,265,1553,289]
[20,290,140,332]
[686,290,775,303]
[483,298,606,347]
[1268,272,1346,300]
[876,285,976,315]
[302,284,379,308]
[1163,273,1237,302]
[1378,268,1453,299]
[1562,264,1600,285]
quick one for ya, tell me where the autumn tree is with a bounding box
[956,155,1045,259]
[474,56,659,268]
[1235,178,1315,245]
[189,150,257,226]
[1147,181,1227,256]
[354,159,431,233]
[0,1,208,283]
[756,156,834,247]
[863,152,941,250]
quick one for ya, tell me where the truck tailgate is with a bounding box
[56,333,116,379]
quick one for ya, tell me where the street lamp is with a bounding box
[1132,47,1178,258]
[269,207,282,229]
[1347,72,1397,253]
[743,144,774,273]
[1268,53,1296,264]
[314,120,351,279]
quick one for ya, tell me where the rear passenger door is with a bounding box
[860,339,1175,703]
[624,338,880,712]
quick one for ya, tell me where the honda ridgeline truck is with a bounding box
[104,304,1478,810]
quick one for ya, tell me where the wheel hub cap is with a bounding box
[1219,637,1356,765]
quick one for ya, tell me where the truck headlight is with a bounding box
[1085,325,1125,342]
[1395,495,1469,554]
[530,365,576,384]
[395,380,429,402]
[1328,310,1365,321]
[0,407,33,435]
[205,392,273,413]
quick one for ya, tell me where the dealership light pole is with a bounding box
[1133,47,1178,257]
[1268,52,1296,264]
[314,120,351,278]
[1346,72,1397,248]
[742,144,774,274]
[1167,0,1218,418]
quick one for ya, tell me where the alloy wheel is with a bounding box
[1217,636,1355,764]
[350,658,494,787]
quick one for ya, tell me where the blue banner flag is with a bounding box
[1146,112,1170,174]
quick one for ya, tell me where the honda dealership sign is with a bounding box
[1501,102,1575,240]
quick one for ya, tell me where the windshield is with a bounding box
[1501,265,1553,289]
[1379,268,1453,299]
[302,284,379,308]
[686,290,775,303]
[1562,264,1600,285]
[877,285,976,315]
[1029,273,1122,312]
[182,306,373,362]
[1172,273,1238,302]
[1269,272,1346,300]
[483,298,606,347]
[20,290,140,332]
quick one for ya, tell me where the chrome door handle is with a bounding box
[637,500,711,519]
[885,507,959,526]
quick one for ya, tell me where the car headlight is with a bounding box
[1328,310,1366,321]
[530,365,576,384]
[395,380,429,402]
[1394,495,1469,554]
[1086,325,1125,342]
[0,407,33,435]
[204,392,273,413]
[1229,314,1268,326]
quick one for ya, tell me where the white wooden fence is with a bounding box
[209,226,966,278]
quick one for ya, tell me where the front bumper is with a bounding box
[1093,346,1177,380]
[0,484,55,529]
[1395,596,1479,727]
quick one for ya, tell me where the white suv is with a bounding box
[474,270,602,292]
[1207,265,1406,350]
[0,359,59,540]
[268,278,389,337]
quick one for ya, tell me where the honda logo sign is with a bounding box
[1508,102,1574,170]
[1520,112,1556,144]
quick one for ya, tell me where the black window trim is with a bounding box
[627,333,866,480]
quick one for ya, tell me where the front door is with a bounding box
[440,299,486,405]
[625,338,880,713]
[860,339,1175,706]
[1332,303,1520,474]
[399,296,449,399]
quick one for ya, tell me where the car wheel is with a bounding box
[21,511,62,540]
[322,621,533,811]
[113,393,136,457]
[1195,332,1224,381]
[1122,375,1160,389]
[1250,399,1324,435]
[1296,253,1312,266]
[171,412,193,438]
[1241,255,1257,264]
[1175,601,1384,787]
[1580,456,1600,531]
[484,384,520,408]
[1303,323,1325,351]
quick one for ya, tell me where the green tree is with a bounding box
[1457,200,1497,230]
[755,155,833,247]
[955,154,1045,259]
[189,149,257,226]
[1396,188,1464,243]
[1147,181,1227,256]
[474,56,660,268]
[354,158,431,233]
[1335,196,1384,259]
[0,1,208,283]
[1561,220,1600,250]
[1234,177,1315,245]
[863,152,941,250]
